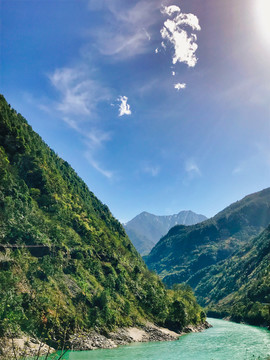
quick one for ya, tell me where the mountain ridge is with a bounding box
[199,225,270,326]
[0,94,205,343]
[145,187,270,326]
[145,187,270,285]
[124,210,207,255]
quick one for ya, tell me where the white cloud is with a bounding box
[161,5,181,16]
[46,66,114,178]
[84,151,114,179]
[174,82,186,91]
[232,165,244,175]
[160,5,201,67]
[85,128,112,150]
[88,0,160,59]
[96,31,151,58]
[83,129,114,178]
[185,159,201,177]
[143,165,160,177]
[118,96,132,116]
[61,119,114,178]
[84,128,115,179]
[62,117,80,131]
[49,66,110,116]
[144,29,151,41]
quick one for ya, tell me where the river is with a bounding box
[52,318,270,360]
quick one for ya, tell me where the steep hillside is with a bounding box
[195,226,270,326]
[145,188,270,287]
[124,211,207,255]
[0,95,205,342]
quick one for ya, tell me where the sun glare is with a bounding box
[254,0,270,46]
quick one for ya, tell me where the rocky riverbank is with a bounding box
[0,335,54,359]
[69,321,212,351]
[0,321,211,358]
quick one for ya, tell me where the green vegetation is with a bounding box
[146,187,270,285]
[0,95,205,344]
[164,284,205,331]
[198,226,270,326]
[145,186,270,327]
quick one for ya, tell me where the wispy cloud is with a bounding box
[232,143,270,177]
[87,0,160,59]
[85,128,112,150]
[46,65,114,178]
[49,66,110,116]
[160,5,201,67]
[118,95,131,116]
[136,78,160,96]
[84,148,114,179]
[217,77,270,107]
[40,1,201,178]
[232,165,243,175]
[83,128,114,179]
[174,82,186,91]
[143,164,160,177]
[185,159,201,177]
[62,117,114,178]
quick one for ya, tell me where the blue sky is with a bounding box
[1,0,270,222]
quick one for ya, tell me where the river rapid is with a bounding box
[52,318,270,360]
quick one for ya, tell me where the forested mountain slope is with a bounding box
[0,95,205,341]
[145,187,270,287]
[124,211,207,255]
[195,225,270,326]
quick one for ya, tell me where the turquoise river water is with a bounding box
[51,318,270,360]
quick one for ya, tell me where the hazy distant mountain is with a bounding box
[145,187,270,327]
[124,211,207,255]
[146,187,270,286]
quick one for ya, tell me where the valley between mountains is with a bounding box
[124,210,207,255]
[0,95,269,360]
[0,95,207,358]
[145,188,270,326]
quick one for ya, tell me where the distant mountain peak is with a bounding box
[145,186,270,293]
[124,210,207,255]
